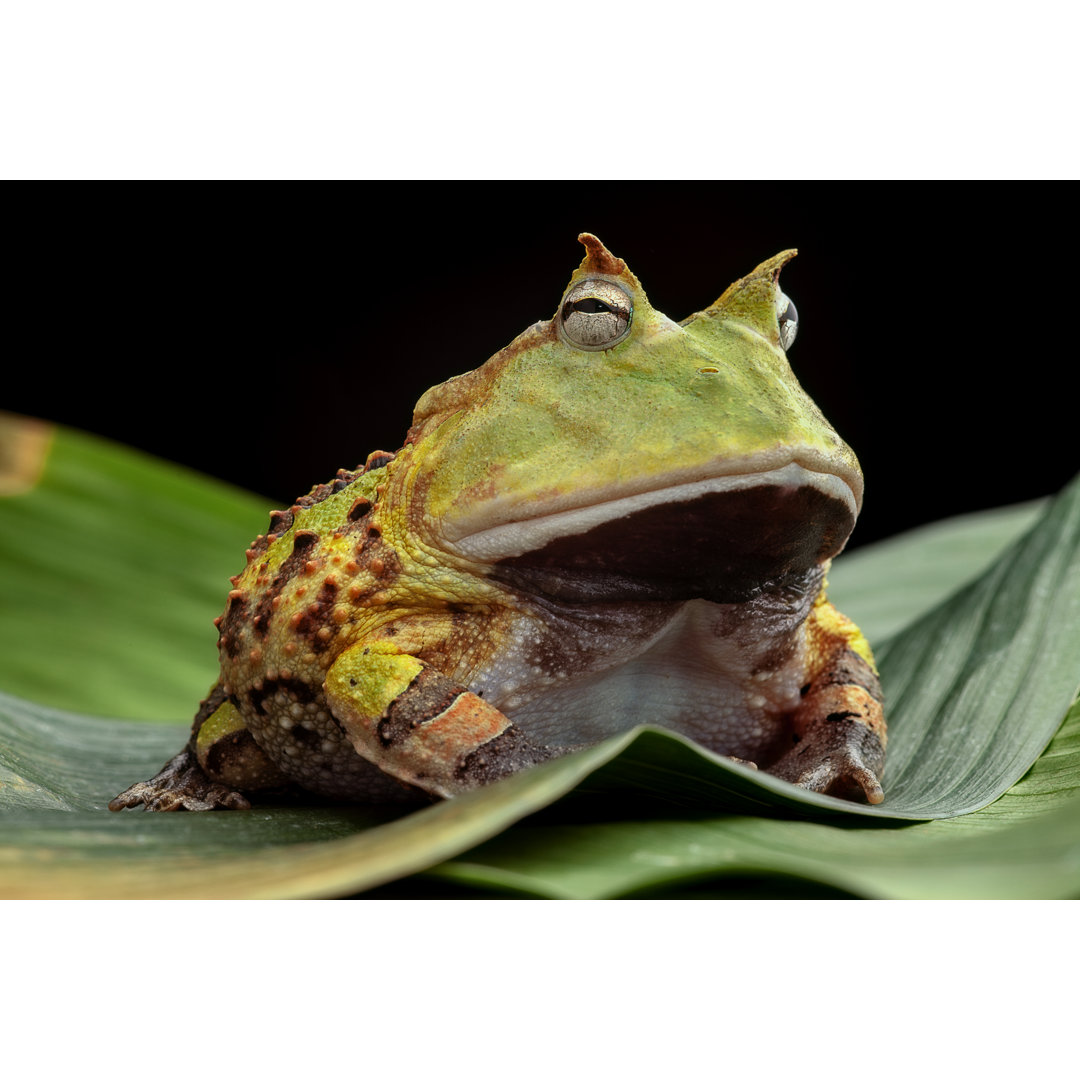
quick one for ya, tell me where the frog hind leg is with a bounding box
[766,605,887,805]
[324,642,561,799]
[108,684,291,811]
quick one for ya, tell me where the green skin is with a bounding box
[110,235,886,813]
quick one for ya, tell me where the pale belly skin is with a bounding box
[472,595,811,764]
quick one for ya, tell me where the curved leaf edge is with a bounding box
[422,696,1080,900]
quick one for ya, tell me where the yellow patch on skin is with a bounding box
[809,579,877,672]
[196,698,288,790]
[195,699,248,761]
[325,641,424,720]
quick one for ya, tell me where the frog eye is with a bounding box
[558,279,633,351]
[777,291,798,351]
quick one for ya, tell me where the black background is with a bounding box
[9,183,1075,551]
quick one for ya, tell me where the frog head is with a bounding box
[405,234,862,603]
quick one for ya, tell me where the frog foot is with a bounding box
[108,748,252,812]
[768,687,886,805]
[768,733,884,804]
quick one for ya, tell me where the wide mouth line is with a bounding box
[451,463,858,562]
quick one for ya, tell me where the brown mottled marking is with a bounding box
[219,593,250,658]
[289,724,321,748]
[201,726,289,788]
[351,531,401,586]
[347,497,372,521]
[268,508,294,537]
[248,532,317,638]
[290,467,364,514]
[246,673,320,718]
[376,667,463,747]
[289,529,320,555]
[251,594,274,638]
[247,508,294,564]
[288,577,344,651]
[363,450,395,472]
[254,468,343,558]
[244,528,322,639]
[815,648,883,703]
[455,726,560,786]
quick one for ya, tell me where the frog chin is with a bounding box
[450,462,858,605]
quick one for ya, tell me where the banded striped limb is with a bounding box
[767,603,887,804]
[324,641,560,798]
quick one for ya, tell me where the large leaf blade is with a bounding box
[868,470,1080,816]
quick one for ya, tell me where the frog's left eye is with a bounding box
[777,291,798,351]
[558,279,633,351]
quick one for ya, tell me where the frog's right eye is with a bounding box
[776,291,798,351]
[558,279,633,350]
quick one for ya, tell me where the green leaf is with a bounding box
[0,691,640,898]
[828,501,1044,645]
[0,414,267,719]
[1,413,1078,898]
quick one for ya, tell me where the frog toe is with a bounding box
[108,749,252,812]
[769,749,884,804]
[768,710,886,805]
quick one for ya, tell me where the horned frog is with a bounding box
[110,234,886,813]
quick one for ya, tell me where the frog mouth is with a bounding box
[454,463,858,604]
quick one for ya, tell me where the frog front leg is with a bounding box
[108,684,291,811]
[767,604,887,804]
[325,641,560,798]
